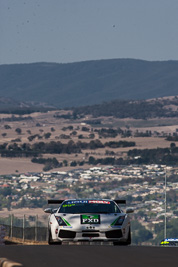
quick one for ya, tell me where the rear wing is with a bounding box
[114,200,126,204]
[48,200,64,204]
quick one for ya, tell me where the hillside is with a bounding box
[72,96,178,119]
[0,59,178,108]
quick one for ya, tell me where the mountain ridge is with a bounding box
[0,58,178,108]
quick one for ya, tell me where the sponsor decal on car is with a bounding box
[111,218,119,226]
[62,217,71,226]
[65,200,110,205]
[164,238,178,241]
[62,204,76,207]
[88,200,110,204]
[66,200,88,204]
[81,215,100,224]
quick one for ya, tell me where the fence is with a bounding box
[0,214,48,242]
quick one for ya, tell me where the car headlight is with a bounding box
[55,216,67,226]
[114,215,125,226]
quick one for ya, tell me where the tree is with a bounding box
[89,133,95,139]
[170,142,176,149]
[44,132,51,139]
[4,125,11,129]
[71,131,77,136]
[137,228,153,242]
[27,130,31,134]
[70,161,77,167]
[82,126,90,132]
[15,128,22,134]
[63,160,68,166]
[131,220,153,244]
[88,156,96,165]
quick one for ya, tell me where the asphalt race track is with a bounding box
[0,245,177,267]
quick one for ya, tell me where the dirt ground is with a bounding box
[0,110,177,175]
[0,157,43,175]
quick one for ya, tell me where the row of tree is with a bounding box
[72,98,178,119]
[0,140,135,158]
[30,144,178,171]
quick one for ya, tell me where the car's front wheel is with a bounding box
[48,230,62,245]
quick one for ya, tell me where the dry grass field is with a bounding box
[0,207,46,219]
[0,110,177,175]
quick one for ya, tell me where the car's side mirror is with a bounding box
[44,208,53,214]
[126,207,134,213]
[52,208,58,214]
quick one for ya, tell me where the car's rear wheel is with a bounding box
[113,228,131,246]
[48,230,62,245]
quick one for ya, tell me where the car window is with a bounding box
[59,200,121,214]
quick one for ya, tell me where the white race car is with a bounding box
[44,199,134,245]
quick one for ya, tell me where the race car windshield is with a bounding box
[59,200,121,214]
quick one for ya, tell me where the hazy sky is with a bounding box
[1,0,178,64]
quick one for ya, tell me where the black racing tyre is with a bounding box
[48,230,54,245]
[48,230,62,245]
[126,228,131,245]
[113,228,131,246]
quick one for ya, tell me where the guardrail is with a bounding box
[3,225,48,242]
[0,215,48,244]
[1,224,48,243]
